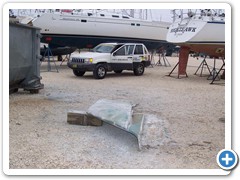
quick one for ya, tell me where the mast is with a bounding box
[130,9,135,18]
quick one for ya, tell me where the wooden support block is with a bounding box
[67,110,102,126]
[86,114,103,126]
[67,110,87,125]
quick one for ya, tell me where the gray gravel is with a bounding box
[9,56,225,169]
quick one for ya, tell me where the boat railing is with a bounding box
[171,9,225,23]
[12,9,161,22]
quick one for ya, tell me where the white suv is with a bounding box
[67,43,151,79]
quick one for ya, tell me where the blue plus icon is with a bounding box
[217,149,238,170]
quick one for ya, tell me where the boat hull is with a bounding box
[40,33,173,51]
[177,43,225,58]
[166,17,225,57]
[40,46,76,56]
[33,13,174,51]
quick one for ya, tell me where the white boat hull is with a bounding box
[33,13,170,42]
[166,17,225,57]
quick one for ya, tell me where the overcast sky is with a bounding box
[150,9,172,22]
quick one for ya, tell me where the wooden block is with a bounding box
[67,110,102,126]
[86,114,103,126]
[67,110,87,125]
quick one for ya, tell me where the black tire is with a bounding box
[134,63,145,76]
[93,64,107,79]
[73,70,85,77]
[114,70,123,74]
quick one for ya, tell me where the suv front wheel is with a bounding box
[73,70,85,77]
[134,63,145,76]
[93,64,107,79]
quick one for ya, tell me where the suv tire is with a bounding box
[73,70,85,76]
[93,64,107,79]
[134,63,145,76]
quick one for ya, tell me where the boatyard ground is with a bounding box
[9,55,225,169]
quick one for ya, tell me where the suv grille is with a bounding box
[72,58,85,63]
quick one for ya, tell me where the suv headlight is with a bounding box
[85,58,93,63]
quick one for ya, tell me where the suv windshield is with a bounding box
[92,44,116,53]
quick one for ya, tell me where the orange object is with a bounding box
[178,46,190,75]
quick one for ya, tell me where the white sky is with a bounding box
[150,9,172,22]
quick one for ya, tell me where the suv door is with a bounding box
[133,44,150,62]
[111,45,135,70]
[133,44,144,62]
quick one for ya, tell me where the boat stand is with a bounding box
[155,52,171,67]
[207,58,219,81]
[167,62,188,78]
[194,56,212,77]
[60,54,71,66]
[148,52,155,68]
[41,46,59,73]
[167,46,190,78]
[210,58,225,84]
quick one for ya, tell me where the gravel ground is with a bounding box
[9,56,225,169]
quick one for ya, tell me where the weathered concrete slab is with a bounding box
[129,113,144,137]
[87,99,145,141]
[68,99,169,150]
[139,114,169,150]
[87,99,133,129]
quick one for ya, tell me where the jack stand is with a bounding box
[60,54,71,66]
[207,58,219,81]
[41,46,59,73]
[155,52,171,67]
[148,53,155,68]
[210,60,225,84]
[194,56,212,77]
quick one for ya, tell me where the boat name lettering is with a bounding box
[170,27,197,33]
